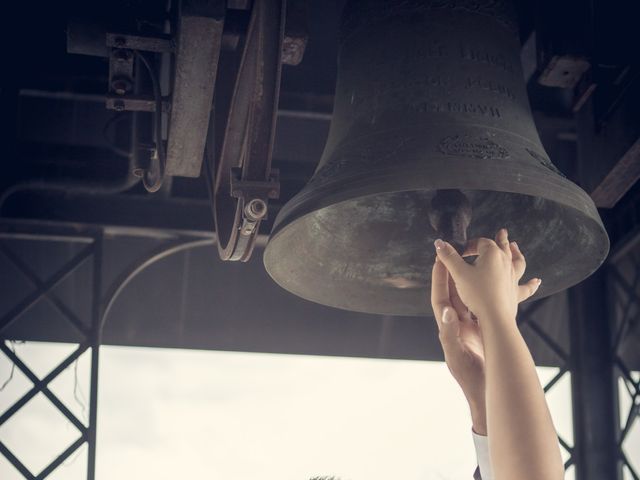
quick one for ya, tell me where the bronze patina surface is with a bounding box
[264,0,609,316]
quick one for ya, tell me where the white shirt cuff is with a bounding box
[472,430,494,480]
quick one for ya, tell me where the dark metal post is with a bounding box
[87,231,103,480]
[568,268,621,480]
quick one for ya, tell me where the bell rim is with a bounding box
[269,156,605,239]
[264,156,610,316]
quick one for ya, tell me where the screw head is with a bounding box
[245,198,267,221]
[113,99,126,111]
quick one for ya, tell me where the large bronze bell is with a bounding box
[264,0,609,316]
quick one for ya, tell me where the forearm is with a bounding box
[480,312,564,480]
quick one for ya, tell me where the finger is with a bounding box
[431,259,451,329]
[435,239,470,281]
[495,228,512,258]
[448,277,471,321]
[510,241,526,280]
[461,237,497,257]
[439,306,461,348]
[518,278,542,302]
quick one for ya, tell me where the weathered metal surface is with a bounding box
[281,0,308,66]
[538,55,591,89]
[164,0,225,178]
[591,137,640,208]
[213,0,285,261]
[264,0,610,316]
[105,32,174,53]
[577,69,640,207]
[105,93,171,113]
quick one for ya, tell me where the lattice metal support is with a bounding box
[518,298,576,472]
[610,242,640,480]
[0,230,104,479]
[568,267,622,480]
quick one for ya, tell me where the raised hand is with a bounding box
[434,228,541,323]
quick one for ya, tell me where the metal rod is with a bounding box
[101,238,214,330]
[36,436,86,479]
[569,269,621,480]
[516,297,550,327]
[0,221,96,243]
[0,342,87,433]
[87,232,103,480]
[0,441,35,479]
[543,365,569,393]
[0,342,89,426]
[525,320,569,363]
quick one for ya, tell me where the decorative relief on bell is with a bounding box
[438,135,510,160]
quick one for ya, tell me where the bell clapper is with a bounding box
[428,189,472,255]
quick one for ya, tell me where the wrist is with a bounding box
[476,307,518,332]
[470,408,487,436]
[468,399,487,436]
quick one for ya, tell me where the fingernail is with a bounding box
[512,241,518,249]
[434,239,445,250]
[442,307,452,323]
[535,278,542,284]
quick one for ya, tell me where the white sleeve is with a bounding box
[472,430,494,480]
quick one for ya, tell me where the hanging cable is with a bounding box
[135,51,166,192]
[73,358,88,420]
[0,340,25,392]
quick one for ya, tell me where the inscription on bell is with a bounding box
[465,76,515,101]
[410,102,502,118]
[459,45,514,72]
[447,102,501,117]
[438,135,510,159]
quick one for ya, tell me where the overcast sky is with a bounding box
[1,340,633,479]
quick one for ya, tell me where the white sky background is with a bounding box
[1,340,635,480]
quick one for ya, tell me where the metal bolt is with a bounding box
[113,100,126,111]
[111,77,132,95]
[132,168,144,178]
[244,198,267,221]
[114,48,133,63]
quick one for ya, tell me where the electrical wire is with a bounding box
[135,51,166,193]
[0,343,16,391]
[73,358,88,420]
[0,340,25,392]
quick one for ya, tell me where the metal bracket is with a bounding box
[105,32,173,113]
[230,167,280,201]
[105,94,171,113]
[105,33,174,53]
